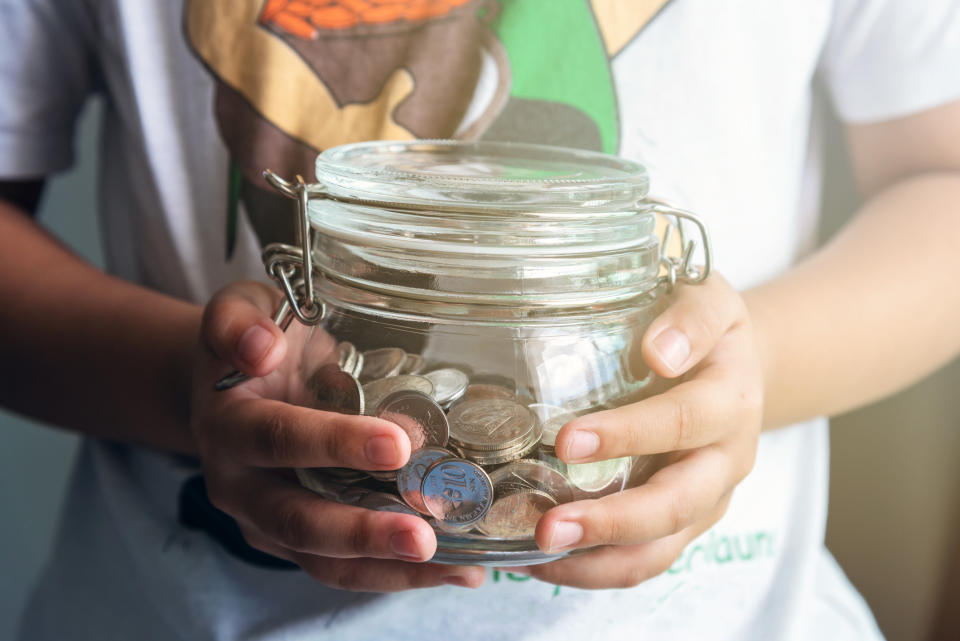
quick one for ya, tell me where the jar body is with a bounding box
[296,283,665,565]
[254,141,707,566]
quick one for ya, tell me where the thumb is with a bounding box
[200,281,288,378]
[638,274,744,378]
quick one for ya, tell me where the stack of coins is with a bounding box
[447,400,541,466]
[297,342,640,537]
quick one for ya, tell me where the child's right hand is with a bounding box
[188,281,485,591]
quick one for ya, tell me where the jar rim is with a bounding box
[305,141,661,315]
[314,140,650,211]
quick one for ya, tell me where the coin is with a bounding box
[567,457,631,494]
[367,469,399,482]
[458,433,540,466]
[350,350,365,379]
[307,363,364,415]
[320,467,370,484]
[399,353,425,375]
[396,446,455,515]
[527,403,577,447]
[477,489,558,538]
[463,383,515,402]
[375,390,450,451]
[339,485,375,505]
[421,458,493,527]
[424,368,469,406]
[337,342,359,375]
[448,399,539,452]
[295,468,346,501]
[488,459,574,505]
[362,375,434,414]
[359,347,407,381]
[357,490,421,515]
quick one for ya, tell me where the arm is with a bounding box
[0,190,200,454]
[748,99,960,429]
[519,100,960,588]
[0,192,484,590]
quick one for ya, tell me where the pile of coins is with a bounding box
[299,343,633,538]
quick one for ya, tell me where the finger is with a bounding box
[239,510,486,591]
[636,274,746,378]
[292,555,486,592]
[210,469,438,561]
[555,376,735,461]
[535,448,736,552]
[521,495,730,589]
[201,281,287,378]
[237,522,296,563]
[209,397,411,469]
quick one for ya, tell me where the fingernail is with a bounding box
[389,530,423,561]
[365,435,399,467]
[652,328,690,374]
[548,521,583,552]
[237,325,275,367]
[566,430,599,461]
[443,574,481,588]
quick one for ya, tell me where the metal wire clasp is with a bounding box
[261,170,325,325]
[645,197,713,294]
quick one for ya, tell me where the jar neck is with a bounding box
[308,198,661,321]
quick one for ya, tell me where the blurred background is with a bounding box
[2,94,960,641]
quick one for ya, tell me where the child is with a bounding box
[3,0,959,638]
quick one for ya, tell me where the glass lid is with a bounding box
[314,140,650,211]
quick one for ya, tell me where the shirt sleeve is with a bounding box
[0,0,95,178]
[821,0,960,123]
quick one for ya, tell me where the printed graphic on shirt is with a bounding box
[485,528,776,599]
[183,0,672,256]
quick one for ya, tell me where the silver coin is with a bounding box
[295,468,346,501]
[339,485,375,505]
[463,383,516,402]
[375,390,450,451]
[366,469,399,482]
[359,347,407,381]
[448,399,539,452]
[307,363,364,415]
[428,518,478,535]
[424,368,469,406]
[421,458,493,527]
[455,423,541,457]
[488,459,574,505]
[399,353,425,375]
[567,457,632,495]
[362,375,434,415]
[477,489,558,539]
[396,446,456,515]
[458,433,541,467]
[319,467,369,484]
[350,350,365,379]
[337,342,358,375]
[357,490,420,515]
[444,441,467,459]
[527,404,577,447]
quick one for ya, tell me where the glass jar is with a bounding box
[231,141,711,566]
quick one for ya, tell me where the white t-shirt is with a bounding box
[3,1,960,639]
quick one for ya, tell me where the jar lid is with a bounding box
[314,140,649,210]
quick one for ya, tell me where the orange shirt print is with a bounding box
[260,0,474,37]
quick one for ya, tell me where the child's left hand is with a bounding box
[513,274,765,588]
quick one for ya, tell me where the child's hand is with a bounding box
[189,281,484,591]
[519,274,764,588]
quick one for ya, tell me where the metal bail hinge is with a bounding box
[646,197,713,295]
[262,170,325,326]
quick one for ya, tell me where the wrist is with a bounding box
[164,302,205,455]
[741,285,781,430]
